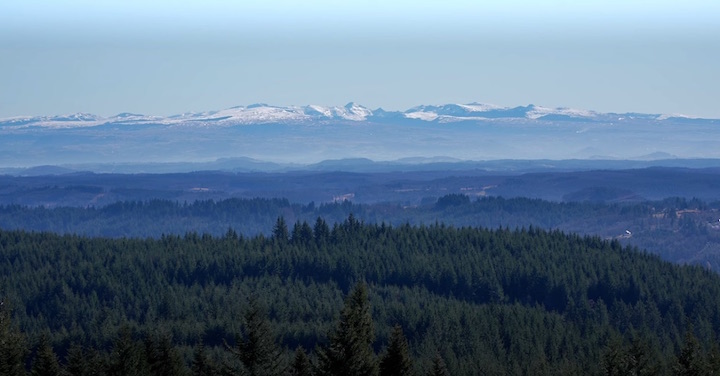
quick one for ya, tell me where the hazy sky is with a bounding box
[1,0,719,118]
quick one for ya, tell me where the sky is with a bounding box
[1,0,719,118]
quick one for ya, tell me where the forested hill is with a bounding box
[2,195,720,272]
[3,219,720,375]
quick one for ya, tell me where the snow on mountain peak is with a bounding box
[656,113,699,121]
[0,113,107,129]
[305,105,333,118]
[400,103,607,122]
[403,103,507,121]
[162,103,375,125]
[525,105,595,120]
[2,102,714,129]
[335,102,372,121]
[54,113,100,121]
[404,111,439,121]
[457,103,503,112]
[114,112,145,118]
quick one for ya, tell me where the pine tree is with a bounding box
[109,326,149,376]
[289,347,313,376]
[317,282,378,376]
[65,343,88,376]
[426,353,449,376]
[65,344,107,376]
[706,341,720,375]
[603,334,628,376]
[0,298,27,376]
[84,346,108,376]
[313,218,330,245]
[145,332,187,376]
[291,221,314,246]
[379,325,414,376]
[674,328,708,376]
[273,217,289,243]
[30,334,62,376]
[625,337,660,376]
[192,340,217,376]
[228,296,285,376]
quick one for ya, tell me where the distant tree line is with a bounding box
[1,195,719,270]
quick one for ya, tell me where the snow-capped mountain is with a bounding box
[404,103,625,122]
[2,102,718,168]
[3,102,713,129]
[0,103,378,129]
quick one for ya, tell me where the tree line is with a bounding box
[1,195,718,271]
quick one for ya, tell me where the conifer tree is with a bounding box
[626,337,660,376]
[313,218,330,245]
[289,347,313,376]
[31,334,62,376]
[228,296,285,376]
[379,325,414,376]
[273,217,289,243]
[317,282,378,376]
[706,341,720,375]
[109,326,149,376]
[426,353,449,376]
[291,222,314,246]
[674,328,708,376]
[602,334,628,376]
[603,333,660,376]
[192,340,217,376]
[84,346,108,376]
[65,343,88,376]
[145,332,187,376]
[0,298,27,376]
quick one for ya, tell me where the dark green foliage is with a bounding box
[291,222,315,247]
[313,218,330,245]
[108,326,148,376]
[673,329,708,376]
[3,218,720,374]
[84,347,108,376]
[317,283,378,376]
[706,342,720,374]
[603,334,662,376]
[379,326,414,376]
[426,354,449,376]
[192,341,217,376]
[434,194,470,209]
[145,332,187,376]
[31,334,61,376]
[0,299,27,376]
[65,344,88,376]
[603,335,628,376]
[627,337,662,376]
[2,195,720,272]
[273,217,289,243]
[289,347,313,376]
[228,297,285,376]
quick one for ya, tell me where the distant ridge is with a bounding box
[2,102,719,168]
[4,158,720,176]
[632,152,678,160]
[3,102,718,129]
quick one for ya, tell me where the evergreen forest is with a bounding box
[3,215,720,374]
[2,195,719,271]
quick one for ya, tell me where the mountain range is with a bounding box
[2,102,715,129]
[1,102,719,168]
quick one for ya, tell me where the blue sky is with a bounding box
[1,0,719,118]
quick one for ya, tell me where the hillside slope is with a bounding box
[2,221,720,374]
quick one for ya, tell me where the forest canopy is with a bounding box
[3,217,720,374]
